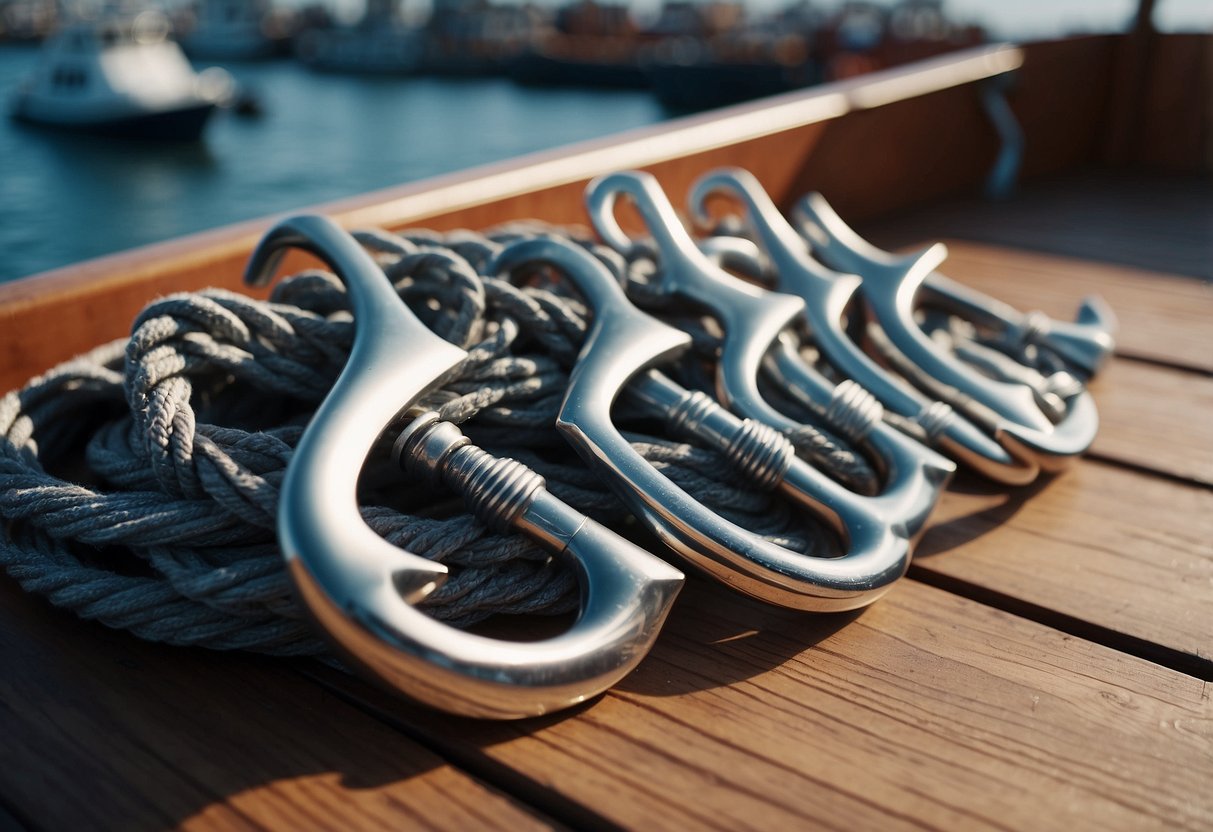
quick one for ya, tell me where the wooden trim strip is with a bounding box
[330,45,1023,231]
[0,44,1023,395]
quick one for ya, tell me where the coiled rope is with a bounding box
[0,225,873,656]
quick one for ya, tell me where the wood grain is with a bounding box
[936,241,1213,372]
[1010,36,1118,180]
[307,578,1213,831]
[785,79,999,224]
[0,581,554,832]
[1091,359,1213,484]
[917,458,1212,669]
[1130,34,1213,172]
[0,34,1204,832]
[862,171,1212,282]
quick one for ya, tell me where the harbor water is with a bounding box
[0,45,667,282]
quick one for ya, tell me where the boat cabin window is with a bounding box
[51,67,89,91]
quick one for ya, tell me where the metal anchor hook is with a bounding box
[791,192,1113,471]
[244,215,683,720]
[585,171,953,542]
[688,167,1037,484]
[487,234,912,611]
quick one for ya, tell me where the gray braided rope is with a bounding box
[0,225,866,656]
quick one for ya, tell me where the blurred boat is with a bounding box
[296,0,423,75]
[9,11,223,141]
[179,0,293,62]
[419,0,541,77]
[647,0,986,111]
[508,1,648,89]
[508,1,750,91]
[645,34,820,111]
[509,36,649,89]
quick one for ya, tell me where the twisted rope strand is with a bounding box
[0,225,855,655]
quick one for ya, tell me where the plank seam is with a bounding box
[1084,451,1213,490]
[907,570,1212,681]
[293,664,620,832]
[1112,351,1213,378]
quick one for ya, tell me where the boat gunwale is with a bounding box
[0,42,1022,306]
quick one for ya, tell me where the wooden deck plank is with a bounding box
[862,172,1213,282]
[916,241,1213,372]
[306,579,1213,832]
[1091,359,1213,484]
[918,457,1212,670]
[0,583,555,832]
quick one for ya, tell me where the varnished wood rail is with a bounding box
[1,43,1026,394]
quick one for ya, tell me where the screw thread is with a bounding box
[916,400,957,442]
[395,412,545,533]
[726,418,794,491]
[825,380,883,443]
[664,388,717,438]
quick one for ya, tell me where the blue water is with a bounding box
[0,45,667,281]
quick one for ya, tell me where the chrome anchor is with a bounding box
[688,167,1038,484]
[791,191,1114,471]
[245,215,683,720]
[487,234,918,611]
[585,171,954,542]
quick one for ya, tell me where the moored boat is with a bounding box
[508,36,650,88]
[296,0,423,75]
[8,10,221,141]
[179,0,293,62]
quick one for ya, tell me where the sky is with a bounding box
[304,0,1211,39]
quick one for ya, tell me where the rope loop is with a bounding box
[0,223,857,655]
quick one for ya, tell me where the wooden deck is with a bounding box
[1,199,1209,832]
[0,36,1210,831]
[864,170,1213,282]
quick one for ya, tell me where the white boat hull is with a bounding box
[12,94,215,141]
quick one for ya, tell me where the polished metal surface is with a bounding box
[688,167,1037,484]
[586,171,953,542]
[244,214,683,720]
[488,233,921,611]
[792,191,1113,471]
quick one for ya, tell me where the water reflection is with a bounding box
[0,50,666,281]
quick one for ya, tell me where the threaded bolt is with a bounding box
[664,388,717,439]
[393,412,546,533]
[825,380,883,443]
[916,400,957,442]
[663,387,793,492]
[724,418,794,491]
